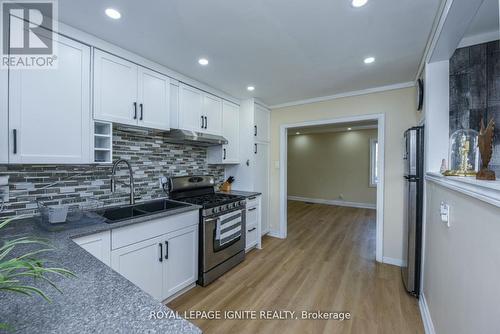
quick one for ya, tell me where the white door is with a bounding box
[8,34,91,164]
[163,226,198,299]
[254,143,270,235]
[254,104,270,142]
[111,235,165,301]
[222,101,239,163]
[94,50,138,125]
[178,84,203,132]
[202,93,223,135]
[137,67,170,130]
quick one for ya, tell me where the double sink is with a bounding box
[100,199,191,223]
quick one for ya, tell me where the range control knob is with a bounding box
[239,200,246,206]
[213,207,219,213]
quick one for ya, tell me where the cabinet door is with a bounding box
[222,101,240,163]
[254,143,270,235]
[203,94,223,135]
[94,50,138,125]
[137,68,170,130]
[164,225,198,299]
[9,34,91,164]
[73,231,111,266]
[178,84,203,132]
[254,104,270,142]
[111,236,165,301]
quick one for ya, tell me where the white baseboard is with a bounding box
[288,196,376,210]
[266,230,285,239]
[419,293,436,334]
[382,256,405,267]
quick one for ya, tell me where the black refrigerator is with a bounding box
[402,126,424,297]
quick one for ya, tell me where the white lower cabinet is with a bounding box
[111,235,165,300]
[110,212,198,302]
[73,231,111,266]
[245,196,262,251]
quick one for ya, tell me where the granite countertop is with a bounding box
[0,201,202,334]
[217,190,261,198]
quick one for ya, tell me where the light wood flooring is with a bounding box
[168,201,424,334]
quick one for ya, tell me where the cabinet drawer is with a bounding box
[111,211,198,250]
[246,195,259,208]
[246,224,258,249]
[246,206,258,226]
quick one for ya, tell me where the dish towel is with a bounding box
[216,211,242,246]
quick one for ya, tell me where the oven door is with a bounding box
[202,209,246,272]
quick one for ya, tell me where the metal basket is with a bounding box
[37,199,104,225]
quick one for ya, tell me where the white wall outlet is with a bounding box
[159,176,168,189]
[440,202,450,227]
[339,194,344,200]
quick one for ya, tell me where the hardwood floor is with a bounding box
[168,201,424,334]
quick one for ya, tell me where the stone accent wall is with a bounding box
[449,40,500,174]
[0,125,225,218]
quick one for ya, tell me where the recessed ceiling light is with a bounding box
[364,57,375,64]
[296,132,301,135]
[105,8,121,19]
[247,86,255,92]
[351,0,368,8]
[198,58,209,66]
[347,127,352,131]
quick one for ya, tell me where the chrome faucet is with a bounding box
[110,159,135,205]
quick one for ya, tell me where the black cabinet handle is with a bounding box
[139,103,143,120]
[223,148,226,160]
[159,243,163,262]
[133,102,137,119]
[165,241,169,260]
[254,144,257,154]
[204,116,208,129]
[13,129,17,154]
[248,207,257,211]
[254,125,257,137]
[201,115,204,129]
[248,227,256,232]
[248,196,257,200]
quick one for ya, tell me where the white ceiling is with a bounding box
[58,0,441,106]
[463,0,499,38]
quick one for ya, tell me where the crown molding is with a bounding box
[458,30,499,49]
[289,124,377,136]
[269,81,415,109]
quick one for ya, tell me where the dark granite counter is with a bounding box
[0,202,202,334]
[217,190,261,198]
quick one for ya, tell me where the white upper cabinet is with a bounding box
[8,34,91,164]
[178,83,204,132]
[222,101,240,163]
[94,50,138,126]
[202,94,223,135]
[94,50,170,131]
[254,104,270,142]
[178,83,223,136]
[137,67,170,130]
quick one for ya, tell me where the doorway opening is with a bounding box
[279,114,385,262]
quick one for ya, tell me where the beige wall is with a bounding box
[423,182,500,334]
[271,87,418,261]
[287,129,377,205]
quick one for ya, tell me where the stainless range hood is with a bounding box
[165,129,228,146]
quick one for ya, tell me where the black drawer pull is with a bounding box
[248,207,257,211]
[140,103,143,120]
[254,144,257,154]
[204,116,208,129]
[13,129,17,154]
[165,241,169,260]
[223,148,226,160]
[201,115,204,129]
[248,227,256,232]
[254,125,257,136]
[159,243,163,262]
[133,102,137,119]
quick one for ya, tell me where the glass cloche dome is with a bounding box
[443,129,479,177]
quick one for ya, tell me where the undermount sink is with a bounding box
[100,199,191,224]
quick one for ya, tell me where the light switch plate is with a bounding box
[0,176,8,186]
[440,202,450,227]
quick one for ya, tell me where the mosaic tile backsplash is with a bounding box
[449,40,500,175]
[0,125,225,219]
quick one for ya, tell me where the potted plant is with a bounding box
[0,216,76,330]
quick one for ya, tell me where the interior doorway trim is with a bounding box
[279,113,385,262]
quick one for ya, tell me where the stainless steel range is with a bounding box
[169,175,246,286]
